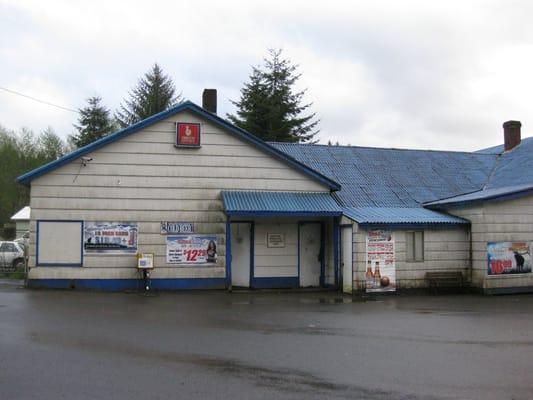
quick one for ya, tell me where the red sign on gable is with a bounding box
[176,123,201,147]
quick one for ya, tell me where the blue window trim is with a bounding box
[17,102,340,191]
[36,220,84,267]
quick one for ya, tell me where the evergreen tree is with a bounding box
[39,127,67,159]
[71,96,115,148]
[115,63,182,128]
[0,125,67,235]
[228,49,319,143]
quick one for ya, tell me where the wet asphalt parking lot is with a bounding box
[0,281,532,400]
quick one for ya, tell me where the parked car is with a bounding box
[14,231,29,252]
[0,241,25,271]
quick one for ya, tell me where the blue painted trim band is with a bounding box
[17,102,340,191]
[426,187,533,209]
[226,211,343,217]
[251,277,299,289]
[359,222,470,230]
[27,278,226,291]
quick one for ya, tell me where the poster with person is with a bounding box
[487,242,532,275]
[166,235,217,265]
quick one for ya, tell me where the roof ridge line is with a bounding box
[269,141,497,156]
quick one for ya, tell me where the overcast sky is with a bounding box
[1,0,532,151]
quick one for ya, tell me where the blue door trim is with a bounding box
[225,218,232,290]
[333,217,340,287]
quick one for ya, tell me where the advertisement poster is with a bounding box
[84,222,138,254]
[487,242,532,275]
[366,230,396,292]
[175,123,201,147]
[166,235,217,265]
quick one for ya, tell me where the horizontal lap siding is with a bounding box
[353,226,470,291]
[28,110,328,280]
[254,222,298,278]
[448,196,533,290]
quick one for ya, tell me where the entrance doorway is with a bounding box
[231,222,252,288]
[299,222,322,287]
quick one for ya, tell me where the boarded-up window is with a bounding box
[37,221,83,266]
[406,231,424,262]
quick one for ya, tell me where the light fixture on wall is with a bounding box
[81,156,93,166]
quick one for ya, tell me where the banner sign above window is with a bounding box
[175,122,201,148]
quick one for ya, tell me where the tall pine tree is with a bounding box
[71,96,115,148]
[115,63,182,128]
[228,49,319,143]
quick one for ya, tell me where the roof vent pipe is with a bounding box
[503,120,521,151]
[202,89,217,114]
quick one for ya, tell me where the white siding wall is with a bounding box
[28,110,329,280]
[352,225,470,291]
[254,222,298,277]
[448,195,533,291]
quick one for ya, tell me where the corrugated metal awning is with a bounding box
[342,206,469,225]
[221,191,343,217]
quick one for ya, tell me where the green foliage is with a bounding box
[71,96,116,148]
[115,63,182,128]
[0,125,66,229]
[228,49,319,143]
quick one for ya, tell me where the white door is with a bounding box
[231,223,251,287]
[299,223,322,287]
[341,225,353,294]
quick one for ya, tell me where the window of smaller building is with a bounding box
[406,231,424,262]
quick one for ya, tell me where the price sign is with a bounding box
[166,235,217,265]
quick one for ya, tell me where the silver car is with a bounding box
[0,241,25,271]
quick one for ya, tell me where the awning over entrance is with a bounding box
[221,191,342,217]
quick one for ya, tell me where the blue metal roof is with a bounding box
[425,183,533,208]
[485,136,533,190]
[221,191,343,217]
[271,143,497,208]
[342,206,469,225]
[427,136,533,207]
[17,101,340,190]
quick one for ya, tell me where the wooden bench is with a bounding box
[425,271,464,293]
